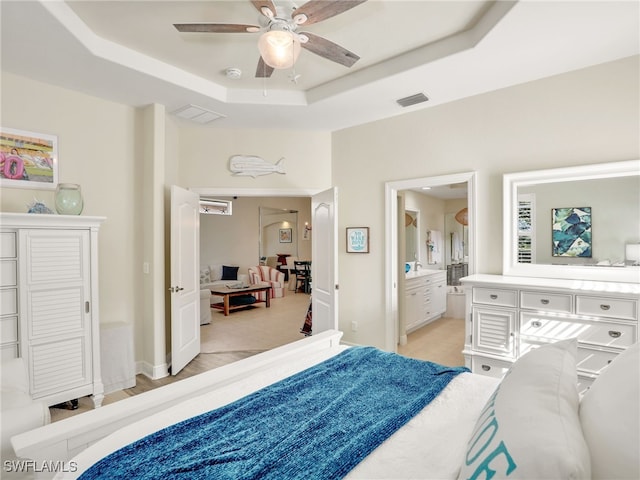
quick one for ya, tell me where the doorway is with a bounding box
[190,187,337,357]
[384,172,476,358]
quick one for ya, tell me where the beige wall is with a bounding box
[332,55,640,348]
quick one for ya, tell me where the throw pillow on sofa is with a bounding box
[222,265,239,280]
[200,266,211,285]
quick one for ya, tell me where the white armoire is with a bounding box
[0,213,105,408]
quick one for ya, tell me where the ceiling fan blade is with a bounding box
[293,0,367,26]
[174,23,259,33]
[299,32,360,68]
[251,0,277,18]
[255,57,275,78]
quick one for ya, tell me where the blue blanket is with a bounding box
[81,347,468,480]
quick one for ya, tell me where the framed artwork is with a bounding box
[346,227,370,253]
[552,207,592,257]
[279,228,292,243]
[0,127,58,189]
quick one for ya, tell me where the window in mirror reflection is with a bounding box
[517,194,535,263]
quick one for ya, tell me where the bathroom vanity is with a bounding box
[404,269,446,333]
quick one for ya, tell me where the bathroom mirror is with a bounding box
[503,159,640,283]
[405,210,418,263]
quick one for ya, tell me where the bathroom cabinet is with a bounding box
[461,274,639,393]
[404,270,446,333]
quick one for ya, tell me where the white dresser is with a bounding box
[404,270,446,333]
[461,274,639,393]
[0,213,105,408]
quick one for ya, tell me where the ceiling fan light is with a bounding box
[258,30,301,69]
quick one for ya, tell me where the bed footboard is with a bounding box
[11,330,343,478]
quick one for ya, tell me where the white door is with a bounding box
[311,187,338,333]
[170,185,200,375]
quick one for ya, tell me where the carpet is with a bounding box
[200,295,310,353]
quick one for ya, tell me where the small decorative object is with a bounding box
[279,228,292,243]
[26,199,54,214]
[346,227,370,253]
[552,206,591,257]
[455,207,468,226]
[229,155,285,178]
[55,183,83,215]
[405,263,411,273]
[0,127,58,189]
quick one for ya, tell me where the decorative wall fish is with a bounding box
[229,155,286,178]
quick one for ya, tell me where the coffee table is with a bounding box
[209,284,272,316]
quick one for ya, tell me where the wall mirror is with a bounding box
[503,159,640,283]
[259,206,298,267]
[405,210,418,263]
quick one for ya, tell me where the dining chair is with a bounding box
[293,261,311,294]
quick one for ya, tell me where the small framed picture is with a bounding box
[346,227,369,253]
[0,127,58,189]
[279,228,292,243]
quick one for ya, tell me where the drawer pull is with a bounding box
[481,364,491,371]
[490,294,498,300]
[540,299,550,305]
[531,320,542,328]
[608,330,621,338]
[600,304,611,311]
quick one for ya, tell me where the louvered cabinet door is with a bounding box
[472,306,517,358]
[19,229,93,402]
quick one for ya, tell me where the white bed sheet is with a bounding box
[57,346,499,480]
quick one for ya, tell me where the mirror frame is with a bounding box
[503,159,640,284]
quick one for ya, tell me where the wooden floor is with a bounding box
[50,294,465,422]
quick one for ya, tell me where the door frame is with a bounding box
[384,172,477,352]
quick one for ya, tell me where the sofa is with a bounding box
[248,265,286,301]
[200,264,248,324]
[1,357,51,461]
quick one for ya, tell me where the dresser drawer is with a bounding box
[0,231,16,258]
[0,288,17,316]
[576,346,619,376]
[520,312,637,349]
[576,295,638,321]
[577,375,595,397]
[0,260,17,287]
[520,291,572,313]
[472,288,517,308]
[471,355,512,379]
[0,316,18,344]
[1,344,18,360]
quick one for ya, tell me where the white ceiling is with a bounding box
[1,1,638,131]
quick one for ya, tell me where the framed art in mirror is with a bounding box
[503,159,640,283]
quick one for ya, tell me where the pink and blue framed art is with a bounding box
[0,127,58,189]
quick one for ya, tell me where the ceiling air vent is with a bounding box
[396,93,429,108]
[172,104,226,124]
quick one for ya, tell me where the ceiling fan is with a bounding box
[174,0,368,78]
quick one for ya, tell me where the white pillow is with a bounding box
[579,342,639,480]
[209,264,223,281]
[458,338,590,480]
